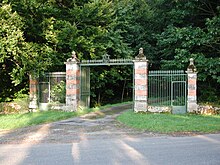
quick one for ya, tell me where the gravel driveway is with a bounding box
[0,104,160,144]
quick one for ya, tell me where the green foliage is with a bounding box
[0,0,220,103]
[0,2,55,100]
[153,1,220,102]
[151,0,220,101]
[90,66,133,106]
[0,3,26,83]
[50,81,66,103]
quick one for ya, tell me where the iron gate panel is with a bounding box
[39,72,66,110]
[80,67,90,108]
[171,81,186,114]
[79,56,134,108]
[148,70,187,113]
[39,72,66,103]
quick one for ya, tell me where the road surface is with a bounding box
[0,134,220,165]
[0,104,220,165]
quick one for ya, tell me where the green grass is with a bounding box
[93,101,132,110]
[117,110,220,133]
[0,111,78,130]
[0,107,100,130]
[0,102,131,130]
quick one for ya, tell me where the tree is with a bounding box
[0,2,54,101]
[120,0,220,102]
[1,0,134,104]
[1,0,219,103]
[154,0,220,102]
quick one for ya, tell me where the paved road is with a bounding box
[0,105,220,165]
[0,134,220,165]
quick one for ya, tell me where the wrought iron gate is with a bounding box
[148,70,187,114]
[79,55,134,108]
[38,72,66,110]
[80,67,90,108]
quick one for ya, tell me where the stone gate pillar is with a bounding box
[186,58,198,112]
[65,51,80,111]
[133,48,148,112]
[29,74,38,112]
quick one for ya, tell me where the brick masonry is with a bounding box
[29,51,197,113]
[134,60,148,112]
[29,74,38,111]
[187,72,198,112]
[65,61,80,111]
[186,58,198,112]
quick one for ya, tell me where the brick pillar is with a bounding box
[65,52,80,111]
[29,74,38,112]
[186,58,198,112]
[133,48,148,112]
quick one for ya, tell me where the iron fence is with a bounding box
[148,70,187,107]
[39,72,66,104]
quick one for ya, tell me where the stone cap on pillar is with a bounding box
[135,48,147,61]
[186,58,197,73]
[65,51,80,63]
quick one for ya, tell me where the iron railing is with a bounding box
[148,70,186,106]
[80,58,133,66]
[39,72,66,104]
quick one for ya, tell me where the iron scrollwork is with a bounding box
[102,54,110,63]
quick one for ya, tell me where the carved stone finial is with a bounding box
[71,51,76,59]
[67,50,79,62]
[135,47,146,60]
[187,58,197,73]
[139,47,144,55]
[189,58,194,65]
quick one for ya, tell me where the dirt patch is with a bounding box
[1,103,211,144]
[0,103,161,144]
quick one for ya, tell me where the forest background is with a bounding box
[0,0,219,107]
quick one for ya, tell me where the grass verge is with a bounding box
[117,110,220,133]
[0,111,79,130]
[0,102,131,130]
[0,108,98,130]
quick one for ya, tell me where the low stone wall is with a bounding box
[193,105,220,115]
[39,103,66,111]
[147,106,172,113]
[50,104,66,111]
